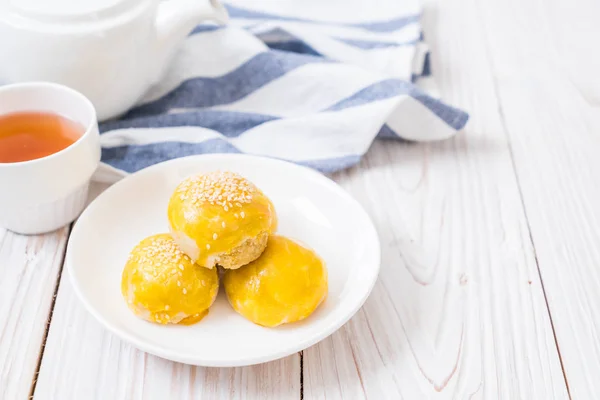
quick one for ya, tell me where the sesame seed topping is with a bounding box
[177,280,181,286]
[183,288,187,294]
[132,234,188,268]
[175,171,256,210]
[165,305,170,310]
[179,264,184,271]
[240,211,245,219]
[213,233,218,240]
[222,221,226,228]
[206,244,211,250]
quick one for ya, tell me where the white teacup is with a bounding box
[0,82,100,235]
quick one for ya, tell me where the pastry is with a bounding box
[223,235,328,327]
[121,233,219,325]
[168,171,276,269]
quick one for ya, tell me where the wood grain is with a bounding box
[478,0,600,397]
[0,227,68,400]
[33,273,300,400]
[303,0,570,396]
[304,139,567,398]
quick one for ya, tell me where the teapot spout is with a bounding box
[154,0,228,80]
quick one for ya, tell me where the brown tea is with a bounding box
[0,111,85,163]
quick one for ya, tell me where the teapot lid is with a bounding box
[6,0,142,22]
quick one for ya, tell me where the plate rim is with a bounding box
[67,153,381,367]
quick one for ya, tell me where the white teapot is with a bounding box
[0,0,228,120]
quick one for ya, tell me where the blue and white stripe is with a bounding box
[96,0,468,183]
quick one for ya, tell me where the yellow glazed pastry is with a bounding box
[168,171,276,269]
[224,235,328,327]
[121,233,219,325]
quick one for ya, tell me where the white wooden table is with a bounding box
[2,0,599,397]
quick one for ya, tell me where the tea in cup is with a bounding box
[0,82,100,234]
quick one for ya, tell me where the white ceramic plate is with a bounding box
[67,154,380,367]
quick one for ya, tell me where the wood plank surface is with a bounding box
[478,0,600,397]
[303,0,570,396]
[0,228,68,400]
[304,141,567,398]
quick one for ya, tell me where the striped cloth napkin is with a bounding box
[95,0,469,183]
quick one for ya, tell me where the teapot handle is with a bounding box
[156,0,229,29]
[154,0,229,81]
